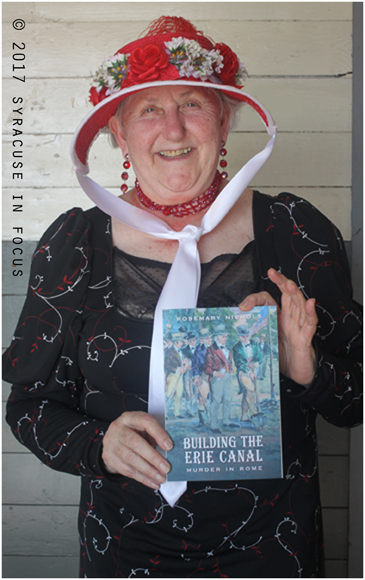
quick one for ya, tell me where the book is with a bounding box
[162,305,283,481]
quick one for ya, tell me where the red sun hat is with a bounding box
[71,16,276,174]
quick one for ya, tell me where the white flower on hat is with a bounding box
[178,60,195,78]
[92,53,129,94]
[236,62,249,86]
[165,37,222,81]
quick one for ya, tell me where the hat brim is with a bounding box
[70,79,276,175]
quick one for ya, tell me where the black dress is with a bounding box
[4,192,362,578]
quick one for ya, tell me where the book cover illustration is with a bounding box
[162,305,282,481]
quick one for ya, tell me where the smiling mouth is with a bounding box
[158,148,192,159]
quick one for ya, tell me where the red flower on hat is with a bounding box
[215,43,239,85]
[126,43,180,84]
[89,85,108,105]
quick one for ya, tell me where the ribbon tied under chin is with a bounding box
[74,131,276,508]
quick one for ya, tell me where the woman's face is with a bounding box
[109,85,231,205]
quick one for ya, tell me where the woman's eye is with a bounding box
[144,107,156,113]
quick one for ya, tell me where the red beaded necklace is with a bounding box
[135,171,223,217]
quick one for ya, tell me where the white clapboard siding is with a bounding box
[2,2,355,577]
[3,453,80,505]
[2,556,79,579]
[2,2,353,23]
[3,21,352,78]
[319,456,350,508]
[2,186,353,242]
[3,505,79,556]
[322,508,349,560]
[316,415,349,456]
[2,131,353,188]
[2,77,353,134]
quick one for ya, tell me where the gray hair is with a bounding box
[107,87,244,149]
[217,90,245,131]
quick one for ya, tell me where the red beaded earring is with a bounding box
[120,153,130,194]
[219,142,228,180]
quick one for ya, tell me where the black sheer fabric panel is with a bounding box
[112,240,260,319]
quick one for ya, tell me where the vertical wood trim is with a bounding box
[351,2,363,303]
[348,2,363,578]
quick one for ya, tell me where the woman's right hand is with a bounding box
[102,411,173,490]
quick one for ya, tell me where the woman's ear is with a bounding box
[109,115,128,156]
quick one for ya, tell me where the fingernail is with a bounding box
[160,461,171,474]
[156,473,166,483]
[164,438,173,450]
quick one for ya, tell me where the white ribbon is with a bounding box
[75,126,276,507]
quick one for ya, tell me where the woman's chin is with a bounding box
[155,171,216,201]
[158,181,203,203]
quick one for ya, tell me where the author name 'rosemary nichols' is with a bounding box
[176,314,253,322]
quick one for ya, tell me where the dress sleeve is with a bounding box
[3,208,109,478]
[254,192,363,428]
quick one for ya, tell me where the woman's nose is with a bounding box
[162,109,186,141]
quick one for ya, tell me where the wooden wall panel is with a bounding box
[2,556,79,579]
[3,505,79,556]
[2,2,353,23]
[3,453,80,505]
[322,508,349,560]
[3,21,352,78]
[316,415,349,456]
[2,132,353,188]
[319,457,350,508]
[2,129,353,240]
[2,185,353,241]
[2,77,353,134]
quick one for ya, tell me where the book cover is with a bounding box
[162,305,282,481]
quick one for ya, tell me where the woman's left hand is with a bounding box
[239,268,318,386]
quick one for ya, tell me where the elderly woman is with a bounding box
[3,16,362,578]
